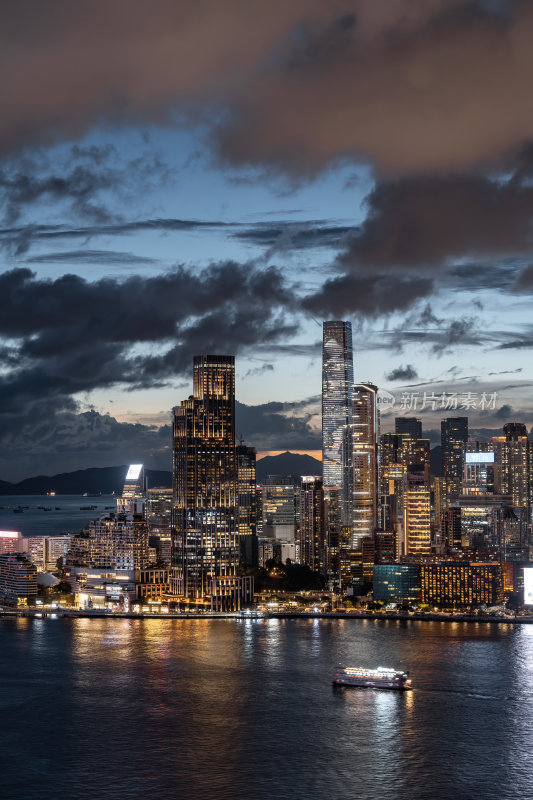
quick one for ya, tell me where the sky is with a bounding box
[1,0,533,480]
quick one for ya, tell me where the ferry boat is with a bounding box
[332,666,412,690]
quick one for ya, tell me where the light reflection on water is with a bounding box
[0,617,532,800]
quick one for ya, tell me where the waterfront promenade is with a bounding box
[2,607,533,624]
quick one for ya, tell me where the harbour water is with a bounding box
[0,616,531,800]
[0,495,113,537]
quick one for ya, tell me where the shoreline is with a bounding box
[1,608,532,624]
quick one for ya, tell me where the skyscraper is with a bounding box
[441,417,468,506]
[351,383,379,548]
[395,417,423,439]
[492,423,531,510]
[172,356,251,609]
[146,487,173,564]
[237,444,258,566]
[300,476,325,573]
[322,321,354,524]
[402,470,431,555]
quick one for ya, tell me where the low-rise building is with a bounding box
[373,564,420,605]
[0,531,23,555]
[0,553,38,606]
[420,562,503,607]
[72,567,137,610]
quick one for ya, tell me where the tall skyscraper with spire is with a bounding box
[322,321,354,524]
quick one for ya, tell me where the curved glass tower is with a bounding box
[322,321,353,524]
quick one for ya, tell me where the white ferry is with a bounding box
[332,666,412,690]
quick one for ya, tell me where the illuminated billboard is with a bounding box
[465,452,494,464]
[524,568,533,605]
[125,464,143,481]
[0,531,21,538]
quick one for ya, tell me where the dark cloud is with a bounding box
[215,1,533,176]
[336,173,533,274]
[233,222,352,252]
[514,263,533,290]
[0,406,171,482]
[0,164,118,224]
[0,146,174,228]
[235,398,320,452]
[0,396,322,481]
[443,261,522,292]
[0,217,231,256]
[488,368,523,375]
[0,263,295,416]
[0,1,532,178]
[386,365,419,382]
[25,249,158,266]
[494,403,514,419]
[0,216,352,259]
[496,327,533,349]
[302,273,434,317]
[244,364,275,378]
[430,317,480,355]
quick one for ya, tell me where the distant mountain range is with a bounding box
[255,451,321,482]
[0,452,322,495]
[0,447,441,494]
[0,466,173,496]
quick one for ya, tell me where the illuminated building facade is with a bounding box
[374,529,396,563]
[146,487,173,564]
[84,512,149,571]
[492,423,531,517]
[379,430,430,553]
[0,531,23,555]
[324,487,341,580]
[0,553,37,606]
[352,383,379,548]
[462,443,495,495]
[420,562,503,607]
[300,476,325,573]
[261,477,296,540]
[322,321,354,525]
[20,535,72,571]
[441,506,462,549]
[75,568,137,609]
[172,355,241,606]
[441,417,468,506]
[237,444,258,566]
[402,470,431,555]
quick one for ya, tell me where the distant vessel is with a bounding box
[80,505,98,510]
[13,506,24,514]
[46,490,56,497]
[332,666,412,690]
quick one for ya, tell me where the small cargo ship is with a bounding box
[332,666,412,690]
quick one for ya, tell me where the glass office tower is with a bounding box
[322,321,354,525]
[441,417,469,507]
[351,383,379,548]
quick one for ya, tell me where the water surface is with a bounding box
[0,617,530,800]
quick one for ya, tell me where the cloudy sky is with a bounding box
[1,0,533,480]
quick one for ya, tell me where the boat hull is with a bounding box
[333,677,411,690]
